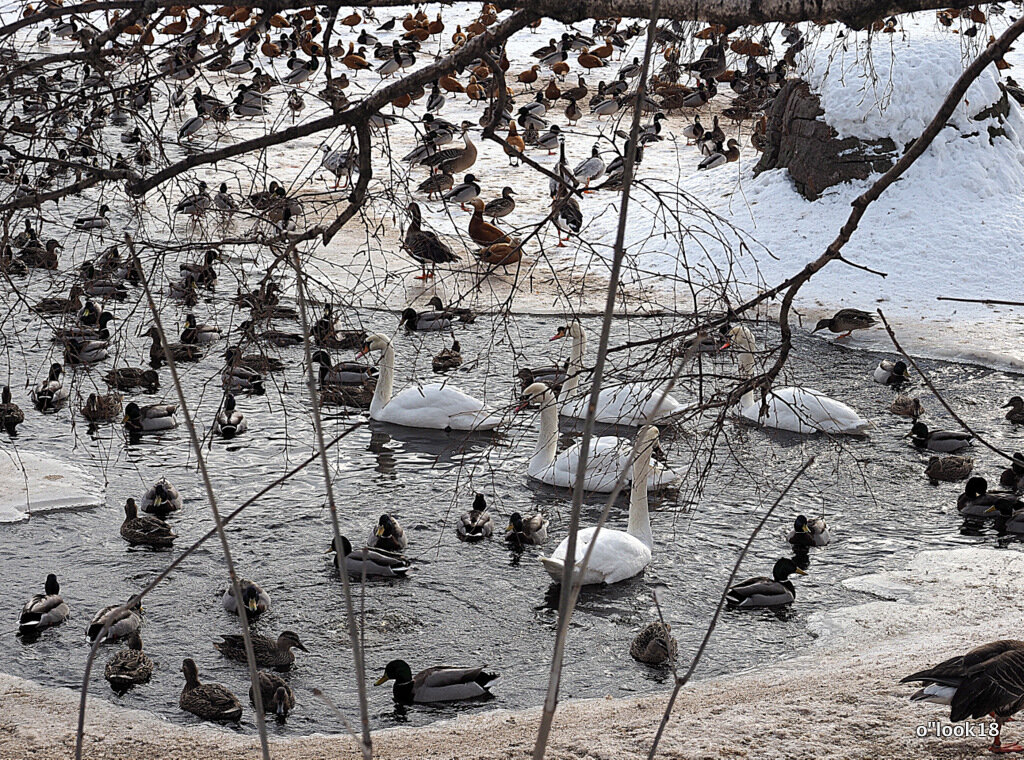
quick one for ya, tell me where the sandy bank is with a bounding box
[3,546,1019,760]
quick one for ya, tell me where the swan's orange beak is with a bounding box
[355,345,369,358]
[549,327,566,342]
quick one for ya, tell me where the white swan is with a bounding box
[540,425,659,585]
[553,322,682,426]
[517,382,673,492]
[726,325,871,435]
[357,334,502,431]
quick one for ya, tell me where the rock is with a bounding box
[754,78,898,200]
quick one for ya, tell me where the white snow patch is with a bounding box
[0,449,104,522]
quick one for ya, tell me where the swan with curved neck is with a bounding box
[553,322,682,426]
[726,325,871,435]
[540,425,659,585]
[517,382,671,492]
[357,334,502,431]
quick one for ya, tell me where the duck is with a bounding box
[1,386,25,434]
[1005,397,1024,424]
[874,360,910,385]
[181,313,221,344]
[214,630,308,670]
[399,307,452,332]
[87,601,142,644]
[925,455,973,485]
[957,477,1022,518]
[483,186,516,220]
[180,658,243,722]
[326,535,411,578]
[64,336,110,365]
[124,401,179,433]
[901,640,1024,754]
[374,659,498,704]
[19,574,69,634]
[73,204,111,231]
[104,631,154,691]
[141,477,183,516]
[506,511,548,547]
[403,202,458,280]
[682,115,704,143]
[726,557,806,608]
[573,146,606,190]
[551,192,582,247]
[985,501,1024,532]
[213,392,247,438]
[457,494,494,541]
[81,392,122,423]
[103,367,159,395]
[432,341,463,372]
[146,326,204,365]
[812,309,876,339]
[31,363,69,411]
[787,514,831,547]
[890,394,923,418]
[222,578,270,616]
[425,295,476,323]
[541,425,661,584]
[630,622,677,666]
[552,322,683,425]
[908,422,972,453]
[250,671,294,718]
[725,325,872,434]
[312,350,376,386]
[368,514,407,553]
[422,121,477,175]
[120,498,176,547]
[237,320,303,350]
[356,334,502,431]
[222,347,265,394]
[468,199,515,247]
[32,284,84,315]
[442,173,481,210]
[518,382,672,492]
[1001,454,1024,492]
[18,238,62,269]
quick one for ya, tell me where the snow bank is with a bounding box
[0,449,104,522]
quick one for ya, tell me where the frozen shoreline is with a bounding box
[4,546,1021,759]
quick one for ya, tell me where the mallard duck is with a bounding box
[630,622,677,666]
[214,630,308,670]
[19,238,62,268]
[425,295,476,323]
[19,574,69,634]
[787,515,830,547]
[312,350,376,386]
[103,367,159,392]
[908,422,972,453]
[141,477,183,516]
[506,511,548,546]
[124,401,178,433]
[222,578,270,616]
[369,514,408,553]
[404,201,459,280]
[146,327,204,364]
[74,204,111,231]
[326,536,410,578]
[81,392,122,422]
[63,336,109,365]
[1005,397,1024,424]
[874,360,910,385]
[812,309,876,339]
[250,671,294,718]
[222,347,265,394]
[181,313,221,344]
[957,477,1023,517]
[457,493,494,542]
[432,341,463,373]
[483,187,516,220]
[726,557,806,608]
[33,284,84,315]
[87,600,142,644]
[551,192,582,247]
[375,659,498,704]
[902,640,1024,753]
[105,631,154,691]
[1,386,24,434]
[31,363,69,411]
[890,394,923,418]
[1001,454,1024,492]
[213,392,247,438]
[442,173,481,210]
[180,658,243,722]
[399,307,452,332]
[925,455,973,485]
[121,498,176,547]
[517,364,568,395]
[573,146,606,190]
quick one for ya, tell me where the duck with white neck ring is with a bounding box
[724,325,871,435]
[516,382,673,492]
[539,425,661,585]
[356,334,503,431]
[551,322,682,426]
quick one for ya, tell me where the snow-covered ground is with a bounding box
[0,449,105,522]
